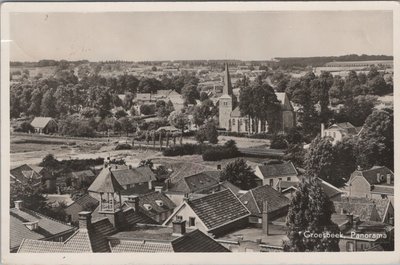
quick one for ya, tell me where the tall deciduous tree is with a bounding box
[168,111,189,134]
[220,159,258,190]
[284,177,340,252]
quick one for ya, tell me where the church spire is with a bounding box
[223,63,233,96]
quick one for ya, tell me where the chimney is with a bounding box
[386,174,391,184]
[155,186,163,193]
[183,193,189,203]
[346,214,353,226]
[217,164,222,170]
[78,211,92,230]
[172,219,186,236]
[148,180,153,190]
[262,201,269,235]
[321,123,325,137]
[128,165,132,169]
[14,200,23,210]
[127,195,139,211]
[357,165,362,171]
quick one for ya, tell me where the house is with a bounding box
[18,213,229,252]
[276,177,343,201]
[10,164,56,193]
[239,185,290,226]
[122,189,176,224]
[108,221,230,252]
[163,189,250,237]
[219,63,295,133]
[65,194,99,224]
[254,161,299,187]
[333,197,394,224]
[345,166,394,201]
[30,117,58,134]
[10,200,76,252]
[88,166,156,199]
[66,169,96,189]
[332,214,394,252]
[320,122,360,145]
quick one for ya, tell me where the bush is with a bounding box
[163,143,207,156]
[270,134,288,149]
[202,140,240,161]
[14,121,34,133]
[115,143,132,150]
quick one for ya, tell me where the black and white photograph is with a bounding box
[1,2,399,264]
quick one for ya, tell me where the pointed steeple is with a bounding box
[223,63,233,96]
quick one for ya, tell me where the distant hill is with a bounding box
[273,54,393,67]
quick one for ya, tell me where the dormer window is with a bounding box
[24,221,39,231]
[143,204,152,211]
[155,200,164,207]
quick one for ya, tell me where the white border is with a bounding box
[1,2,399,265]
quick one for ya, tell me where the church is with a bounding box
[218,63,295,134]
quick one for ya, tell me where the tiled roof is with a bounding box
[239,185,290,217]
[187,189,250,231]
[112,166,156,186]
[317,178,343,198]
[219,181,241,196]
[135,93,152,101]
[69,194,99,208]
[18,218,117,253]
[110,239,173,252]
[120,184,153,196]
[108,228,229,252]
[30,117,54,129]
[168,172,219,193]
[171,229,229,252]
[333,200,377,221]
[10,164,42,185]
[91,205,156,226]
[88,167,124,193]
[167,162,215,184]
[350,166,394,186]
[124,192,176,220]
[10,207,76,250]
[257,162,298,179]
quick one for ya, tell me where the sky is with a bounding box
[9,11,393,61]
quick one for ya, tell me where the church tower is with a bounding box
[219,63,233,130]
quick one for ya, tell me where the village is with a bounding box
[9,56,394,253]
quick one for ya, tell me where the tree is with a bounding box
[139,159,154,170]
[335,95,377,126]
[196,121,218,144]
[140,104,156,115]
[199,92,209,101]
[284,144,306,168]
[181,84,200,105]
[168,111,189,134]
[41,89,57,117]
[283,177,340,252]
[115,109,128,119]
[119,117,135,136]
[355,109,393,170]
[220,159,258,190]
[16,121,34,133]
[367,75,387,95]
[333,137,356,183]
[305,136,344,187]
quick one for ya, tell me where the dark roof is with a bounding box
[30,117,55,129]
[123,192,176,220]
[257,162,298,179]
[88,167,124,193]
[333,199,378,221]
[111,166,156,186]
[219,181,241,196]
[239,185,290,217]
[187,189,250,231]
[10,207,76,250]
[328,122,358,134]
[168,172,219,193]
[18,218,117,253]
[10,164,42,185]
[68,194,99,209]
[120,184,153,196]
[68,170,95,181]
[108,227,229,252]
[91,205,156,226]
[371,185,394,195]
[350,166,394,186]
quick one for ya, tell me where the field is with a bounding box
[10,133,272,169]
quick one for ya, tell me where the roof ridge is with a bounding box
[188,187,231,202]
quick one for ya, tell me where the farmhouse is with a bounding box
[30,117,58,134]
[321,122,361,145]
[254,161,299,187]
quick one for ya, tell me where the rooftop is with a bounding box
[30,117,55,129]
[187,189,250,231]
[257,162,298,179]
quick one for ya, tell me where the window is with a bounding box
[176,215,183,221]
[232,119,236,126]
[278,178,282,181]
[287,177,291,181]
[189,217,196,227]
[346,242,354,252]
[269,179,273,186]
[333,132,336,138]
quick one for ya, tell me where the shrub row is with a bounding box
[202,146,240,161]
[162,144,208,156]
